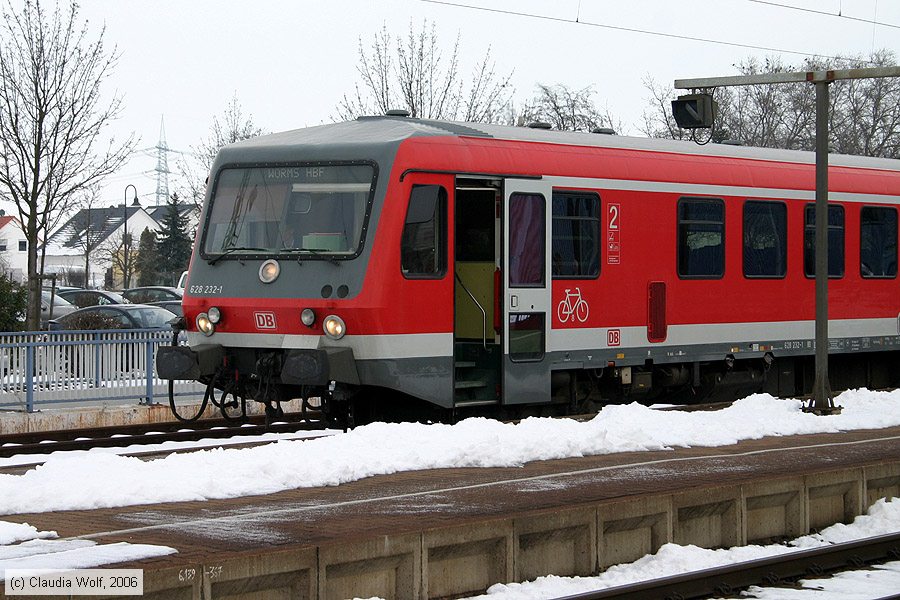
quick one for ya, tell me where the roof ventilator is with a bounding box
[385,109,410,117]
[527,121,552,129]
[591,127,616,135]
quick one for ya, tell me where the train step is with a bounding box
[455,361,477,369]
[454,379,488,390]
[453,399,498,407]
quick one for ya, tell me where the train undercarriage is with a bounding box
[161,338,900,428]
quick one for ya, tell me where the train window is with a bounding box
[804,204,844,278]
[401,185,447,278]
[509,193,546,287]
[743,201,787,278]
[677,198,724,279]
[201,163,376,260]
[552,192,600,279]
[860,206,898,278]
[508,312,545,361]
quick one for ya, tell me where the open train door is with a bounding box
[502,179,552,405]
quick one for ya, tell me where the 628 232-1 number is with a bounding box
[189,285,223,295]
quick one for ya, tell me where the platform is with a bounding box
[0,398,306,435]
[3,426,900,599]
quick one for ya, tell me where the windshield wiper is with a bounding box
[208,246,266,265]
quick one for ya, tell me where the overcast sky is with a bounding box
[29,0,900,208]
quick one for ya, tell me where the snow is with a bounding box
[1,388,899,591]
[0,521,175,581]
[468,498,900,600]
[1,389,900,515]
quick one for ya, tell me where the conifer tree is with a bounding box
[156,194,193,286]
[135,228,160,286]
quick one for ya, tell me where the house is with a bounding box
[0,212,29,284]
[42,204,160,288]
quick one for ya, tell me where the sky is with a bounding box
[15,0,897,212]
[1,387,900,595]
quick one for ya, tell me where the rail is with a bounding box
[454,272,487,349]
[0,415,329,459]
[0,329,204,412]
[555,531,900,600]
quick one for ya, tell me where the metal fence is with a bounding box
[0,329,205,412]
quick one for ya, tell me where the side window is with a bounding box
[508,313,544,361]
[678,198,724,279]
[508,193,546,287]
[861,206,897,278]
[804,204,844,278]
[401,184,447,278]
[18,240,26,251]
[743,201,787,278]
[552,191,600,279]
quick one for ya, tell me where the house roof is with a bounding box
[42,205,136,255]
[0,215,16,231]
[148,203,196,222]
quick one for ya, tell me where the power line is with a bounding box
[746,0,900,31]
[420,0,875,65]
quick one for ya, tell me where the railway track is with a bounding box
[0,412,330,458]
[556,531,900,600]
[1,400,733,459]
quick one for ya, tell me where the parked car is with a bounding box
[122,286,183,304]
[51,304,178,331]
[148,300,183,317]
[58,289,128,308]
[40,290,76,325]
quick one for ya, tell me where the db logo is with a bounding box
[254,312,277,329]
[607,329,621,347]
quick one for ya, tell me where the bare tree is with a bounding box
[336,20,514,123]
[640,50,900,158]
[181,93,264,208]
[99,228,140,290]
[518,84,623,132]
[0,0,134,330]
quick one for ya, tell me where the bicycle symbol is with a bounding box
[557,287,590,323]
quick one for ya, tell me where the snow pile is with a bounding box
[0,521,175,581]
[0,389,899,515]
[471,498,900,599]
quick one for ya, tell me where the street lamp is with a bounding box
[124,184,138,288]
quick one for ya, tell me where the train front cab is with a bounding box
[406,173,556,412]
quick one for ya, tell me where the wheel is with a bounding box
[575,300,589,322]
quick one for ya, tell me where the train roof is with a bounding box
[221,115,900,173]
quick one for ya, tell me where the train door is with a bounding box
[502,179,552,405]
[453,181,502,407]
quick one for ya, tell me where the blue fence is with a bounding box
[0,329,205,412]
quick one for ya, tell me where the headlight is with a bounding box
[207,306,221,324]
[323,315,346,340]
[300,308,316,327]
[196,312,215,336]
[259,259,280,283]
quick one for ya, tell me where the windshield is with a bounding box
[202,163,376,258]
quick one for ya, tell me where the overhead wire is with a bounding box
[746,0,900,31]
[420,0,879,65]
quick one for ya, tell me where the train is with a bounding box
[157,113,900,425]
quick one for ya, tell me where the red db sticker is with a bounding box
[607,329,621,347]
[254,312,277,329]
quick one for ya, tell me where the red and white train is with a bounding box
[157,114,900,423]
